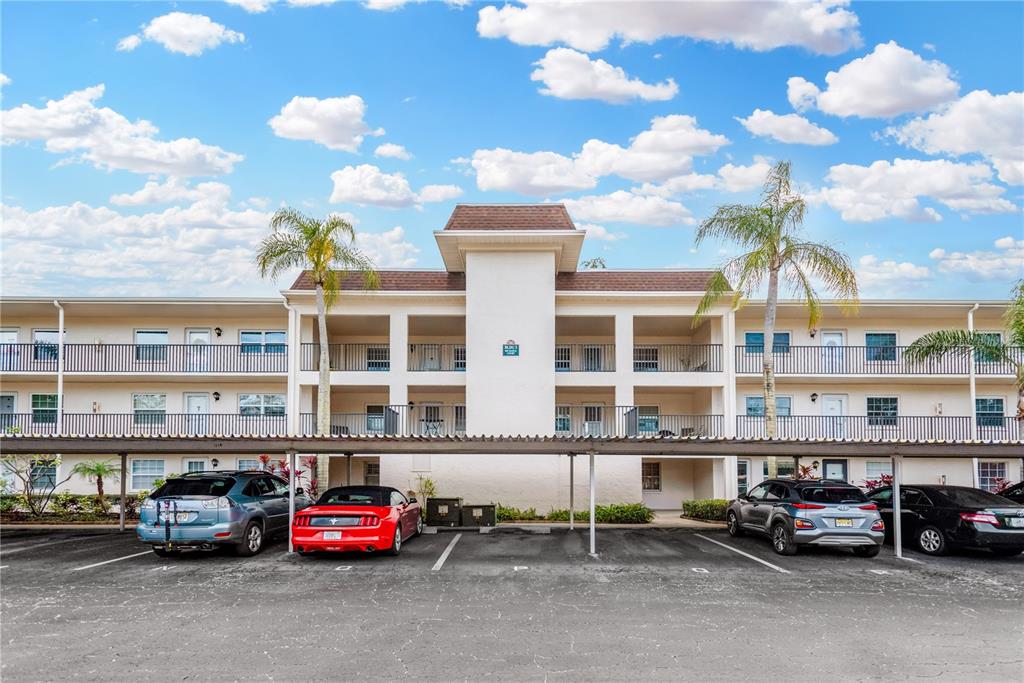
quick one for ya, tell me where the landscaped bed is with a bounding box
[497,502,655,524]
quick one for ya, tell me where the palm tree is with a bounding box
[256,208,380,435]
[905,280,1024,422]
[693,161,859,475]
[72,460,120,511]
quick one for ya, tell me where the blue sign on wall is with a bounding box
[502,343,520,357]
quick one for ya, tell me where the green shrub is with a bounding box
[681,499,729,521]
[52,492,84,517]
[86,495,108,516]
[0,495,18,515]
[546,503,654,524]
[496,504,541,521]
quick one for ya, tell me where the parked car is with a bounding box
[137,471,312,557]
[727,479,885,556]
[866,485,1024,557]
[998,481,1024,505]
[292,485,422,556]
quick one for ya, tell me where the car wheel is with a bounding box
[414,514,423,537]
[234,521,264,557]
[726,511,743,537]
[990,547,1024,557]
[915,525,947,556]
[387,525,402,556]
[771,523,798,556]
[152,547,180,558]
[853,545,881,558]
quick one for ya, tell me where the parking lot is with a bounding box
[2,526,1022,681]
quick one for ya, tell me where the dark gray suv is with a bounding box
[727,479,885,556]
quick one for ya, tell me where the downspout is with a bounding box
[53,300,64,435]
[283,300,298,436]
[968,303,980,488]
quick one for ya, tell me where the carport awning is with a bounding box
[1,433,1021,456]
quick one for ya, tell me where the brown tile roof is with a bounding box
[291,270,723,292]
[444,204,576,231]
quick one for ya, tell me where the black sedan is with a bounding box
[998,481,1024,505]
[866,485,1024,557]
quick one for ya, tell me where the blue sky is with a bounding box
[1,0,1021,299]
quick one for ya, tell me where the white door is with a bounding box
[185,393,210,434]
[821,394,847,438]
[584,405,604,436]
[421,344,441,371]
[821,331,845,372]
[186,328,211,371]
[0,330,18,370]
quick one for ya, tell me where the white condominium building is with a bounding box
[1,205,1020,509]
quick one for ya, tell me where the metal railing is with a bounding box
[555,344,615,372]
[299,405,466,436]
[300,343,390,371]
[0,413,288,435]
[0,343,287,373]
[735,345,1024,375]
[975,417,1023,441]
[408,344,466,372]
[633,344,722,372]
[554,406,723,437]
[733,415,1006,441]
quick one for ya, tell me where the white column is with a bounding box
[53,300,64,434]
[286,304,299,435]
[614,313,633,378]
[389,313,409,431]
[967,304,979,487]
[589,452,596,555]
[891,455,902,560]
[722,310,737,437]
[568,454,575,530]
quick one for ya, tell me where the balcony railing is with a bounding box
[735,345,1024,375]
[2,413,288,435]
[555,344,615,372]
[299,405,465,436]
[735,415,1021,441]
[408,344,466,372]
[0,343,287,373]
[633,344,722,372]
[555,406,723,437]
[300,343,390,371]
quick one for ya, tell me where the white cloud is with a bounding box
[0,73,10,86]
[109,177,231,206]
[374,142,412,160]
[1,84,243,176]
[811,158,1018,222]
[736,109,838,145]
[578,223,626,241]
[717,158,773,192]
[530,47,677,103]
[120,12,245,57]
[268,95,384,152]
[354,226,420,267]
[472,148,596,195]
[887,90,1024,185]
[857,254,931,293]
[225,0,276,11]
[929,237,1024,281]
[562,191,693,226]
[328,164,461,207]
[477,0,861,55]
[789,41,958,118]
[633,172,718,198]
[364,0,471,8]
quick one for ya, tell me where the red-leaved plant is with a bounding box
[862,473,894,490]
[992,477,1012,493]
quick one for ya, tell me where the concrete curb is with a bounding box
[0,524,130,531]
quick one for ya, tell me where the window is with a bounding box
[977,462,1007,492]
[800,486,867,504]
[555,406,571,433]
[900,488,931,507]
[865,333,897,362]
[764,483,788,501]
[868,488,892,503]
[975,332,1003,364]
[583,406,604,436]
[364,462,380,486]
[633,345,659,372]
[867,397,898,427]
[976,397,1004,427]
[31,394,58,424]
[33,330,59,361]
[30,460,57,489]
[745,331,790,353]
[240,330,286,354]
[239,394,286,416]
[244,477,274,497]
[133,394,167,425]
[737,460,750,495]
[390,490,408,507]
[555,345,571,372]
[866,461,892,480]
[642,462,661,491]
[366,405,385,434]
[185,460,207,473]
[237,459,261,471]
[745,396,791,416]
[454,405,466,434]
[131,459,164,490]
[270,478,290,496]
[746,483,769,500]
[366,345,390,371]
[637,406,660,434]
[135,330,168,362]
[763,459,796,477]
[453,345,466,371]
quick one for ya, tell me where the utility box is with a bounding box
[426,497,462,527]
[460,504,496,527]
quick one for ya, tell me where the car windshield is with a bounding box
[800,486,868,504]
[153,478,234,497]
[934,488,1017,507]
[318,488,385,506]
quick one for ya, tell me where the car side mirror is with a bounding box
[408,497,417,504]
[295,487,304,496]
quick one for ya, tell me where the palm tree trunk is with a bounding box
[315,283,331,436]
[97,475,106,511]
[764,266,780,477]
[1016,365,1023,420]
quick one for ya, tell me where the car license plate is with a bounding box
[1008,518,1024,528]
[835,518,854,527]
[323,531,342,540]
[158,512,194,523]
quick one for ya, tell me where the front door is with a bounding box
[186,328,211,371]
[0,330,18,371]
[821,394,847,438]
[185,393,210,435]
[0,393,15,429]
[821,331,845,372]
[420,344,441,371]
[584,405,604,436]
[822,459,848,482]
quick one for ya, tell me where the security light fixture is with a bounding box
[810,392,819,402]
[214,327,222,337]
[212,392,221,401]
[211,458,219,468]
[809,329,817,338]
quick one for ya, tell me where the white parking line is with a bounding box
[691,567,710,573]
[71,551,152,572]
[431,533,462,572]
[694,534,791,574]
[513,565,529,571]
[0,565,8,570]
[334,565,352,571]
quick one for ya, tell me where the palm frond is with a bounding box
[1004,279,1024,348]
[254,232,308,280]
[695,205,771,248]
[269,207,310,233]
[903,330,1011,365]
[761,160,793,211]
[693,271,735,327]
[785,262,823,330]
[785,240,859,312]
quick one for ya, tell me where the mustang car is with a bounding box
[292,485,423,556]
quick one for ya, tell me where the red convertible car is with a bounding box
[292,485,422,555]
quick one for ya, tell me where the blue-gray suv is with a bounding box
[137,471,313,557]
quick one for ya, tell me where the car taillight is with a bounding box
[960,511,999,526]
[792,503,826,509]
[359,515,378,526]
[794,519,815,529]
[859,503,878,510]
[871,519,885,531]
[202,497,233,509]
